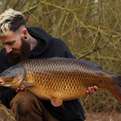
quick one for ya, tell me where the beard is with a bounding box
[7,39,31,64]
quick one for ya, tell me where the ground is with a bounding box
[0,104,16,121]
[86,112,121,121]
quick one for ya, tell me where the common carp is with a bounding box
[0,57,121,107]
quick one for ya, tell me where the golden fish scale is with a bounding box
[22,58,113,100]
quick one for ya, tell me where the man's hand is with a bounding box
[16,82,33,92]
[16,87,25,92]
[86,85,98,95]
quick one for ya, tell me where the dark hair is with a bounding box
[10,15,26,32]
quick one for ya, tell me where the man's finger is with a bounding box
[86,85,98,94]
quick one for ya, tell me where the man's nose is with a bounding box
[5,46,12,53]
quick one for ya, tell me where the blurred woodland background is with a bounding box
[0,0,121,119]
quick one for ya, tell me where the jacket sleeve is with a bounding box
[0,49,9,73]
[0,50,16,108]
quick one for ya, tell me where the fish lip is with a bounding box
[3,84,11,87]
[0,79,11,87]
[0,81,4,85]
[0,78,5,85]
[0,82,11,87]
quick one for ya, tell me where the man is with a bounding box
[0,9,98,121]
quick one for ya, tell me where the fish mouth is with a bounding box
[2,84,11,87]
[0,78,5,86]
[0,82,11,87]
[0,76,18,87]
[0,79,12,87]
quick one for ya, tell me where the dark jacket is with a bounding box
[0,27,86,121]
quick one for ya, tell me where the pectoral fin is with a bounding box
[20,81,34,89]
[50,98,63,107]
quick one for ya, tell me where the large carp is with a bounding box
[0,57,121,107]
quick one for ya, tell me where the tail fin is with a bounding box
[113,75,121,87]
[110,75,121,102]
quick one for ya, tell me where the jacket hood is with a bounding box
[27,27,52,58]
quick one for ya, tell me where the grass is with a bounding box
[86,112,121,121]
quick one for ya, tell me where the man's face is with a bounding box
[0,31,30,63]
